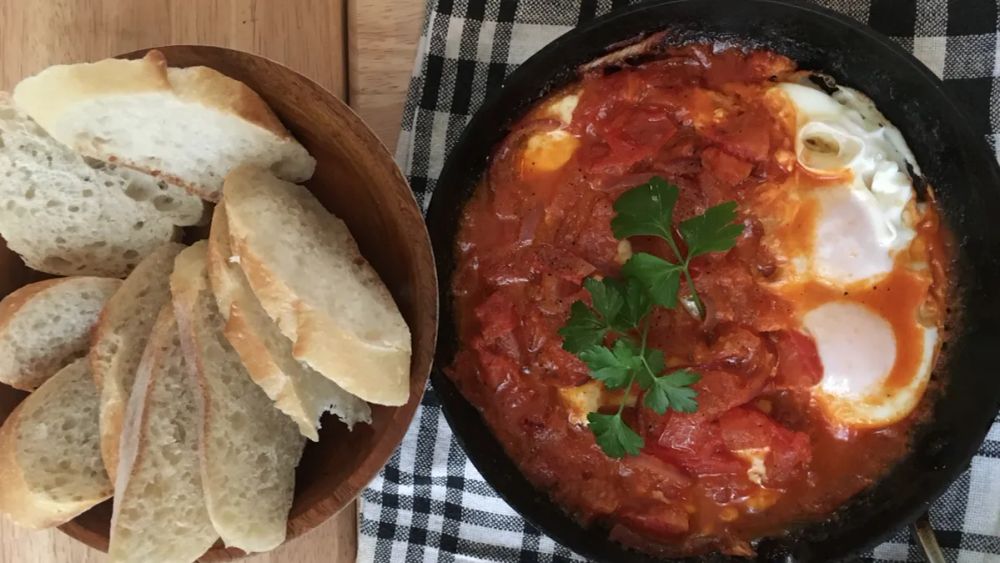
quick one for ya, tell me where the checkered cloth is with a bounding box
[357,1,1000,561]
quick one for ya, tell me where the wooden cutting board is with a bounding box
[0,0,422,561]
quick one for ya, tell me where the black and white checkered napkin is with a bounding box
[358,1,1000,561]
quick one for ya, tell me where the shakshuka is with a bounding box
[449,41,950,557]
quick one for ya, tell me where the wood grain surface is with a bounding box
[348,0,425,148]
[0,1,426,562]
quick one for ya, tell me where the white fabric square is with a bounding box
[508,23,573,64]
[914,35,948,78]
[963,456,1000,536]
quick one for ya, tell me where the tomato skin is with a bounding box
[769,330,824,389]
[701,146,754,186]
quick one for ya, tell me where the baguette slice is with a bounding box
[172,242,304,552]
[109,305,217,563]
[0,276,121,390]
[91,242,186,479]
[222,166,412,406]
[0,95,191,277]
[0,358,111,528]
[12,50,316,202]
[207,205,371,440]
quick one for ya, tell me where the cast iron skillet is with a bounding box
[426,0,1000,560]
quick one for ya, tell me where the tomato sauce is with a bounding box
[449,43,947,557]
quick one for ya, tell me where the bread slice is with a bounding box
[91,242,185,479]
[0,95,197,277]
[206,205,371,440]
[12,50,316,202]
[171,242,304,552]
[108,305,217,563]
[0,276,121,390]
[0,358,111,528]
[222,166,412,406]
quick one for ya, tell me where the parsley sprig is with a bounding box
[558,176,744,458]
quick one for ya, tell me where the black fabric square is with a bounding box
[408,526,428,546]
[947,0,998,35]
[440,532,460,553]
[578,0,599,24]
[487,61,509,91]
[466,0,486,20]
[498,0,518,23]
[868,0,918,37]
[381,492,399,509]
[443,500,464,520]
[377,521,396,540]
[943,77,993,136]
[937,529,965,549]
[421,55,446,110]
[414,496,431,514]
[452,59,478,115]
[519,549,540,562]
[447,475,465,489]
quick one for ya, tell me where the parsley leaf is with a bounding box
[643,370,701,414]
[610,177,679,241]
[587,412,645,458]
[558,301,606,354]
[578,340,638,389]
[584,277,624,328]
[619,278,652,329]
[679,201,745,259]
[622,253,682,308]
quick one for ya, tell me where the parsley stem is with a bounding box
[681,258,705,319]
[662,232,706,320]
[662,230,685,265]
[617,372,634,417]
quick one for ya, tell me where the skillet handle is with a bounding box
[913,512,946,563]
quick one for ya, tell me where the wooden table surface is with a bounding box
[0,1,423,562]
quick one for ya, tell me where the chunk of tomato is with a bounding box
[616,500,691,537]
[644,413,746,477]
[769,329,823,389]
[718,407,811,485]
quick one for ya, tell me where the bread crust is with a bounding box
[0,360,111,528]
[12,51,171,134]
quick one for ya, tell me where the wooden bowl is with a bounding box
[0,45,437,559]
